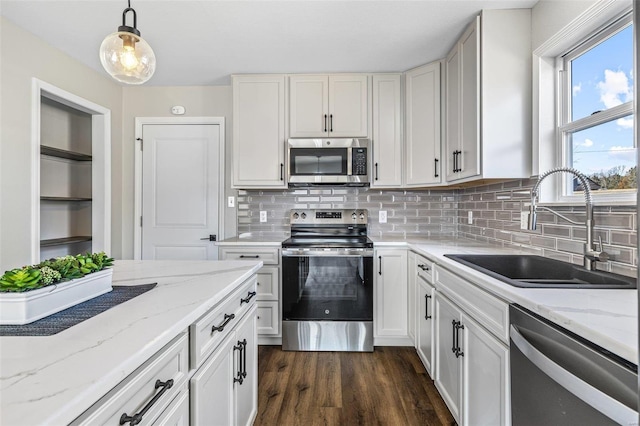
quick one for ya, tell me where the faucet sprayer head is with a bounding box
[527,204,537,230]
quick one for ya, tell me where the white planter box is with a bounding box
[0,269,113,325]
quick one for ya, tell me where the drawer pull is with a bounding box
[418,264,430,272]
[240,291,257,305]
[119,379,174,425]
[239,255,260,259]
[212,313,235,334]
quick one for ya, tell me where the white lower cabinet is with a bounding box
[154,386,190,426]
[416,275,435,377]
[374,248,409,343]
[191,304,258,426]
[435,291,509,426]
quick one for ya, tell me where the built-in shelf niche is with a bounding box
[34,79,111,262]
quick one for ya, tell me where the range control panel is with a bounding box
[290,209,368,225]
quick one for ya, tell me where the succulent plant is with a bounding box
[39,266,62,286]
[0,268,42,292]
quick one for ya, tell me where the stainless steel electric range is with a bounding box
[281,209,374,352]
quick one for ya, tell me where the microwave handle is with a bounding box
[347,147,353,176]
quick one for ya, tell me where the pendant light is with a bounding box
[99,0,156,84]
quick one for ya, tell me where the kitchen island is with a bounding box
[0,259,262,425]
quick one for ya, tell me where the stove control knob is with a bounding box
[293,212,299,219]
[352,212,357,220]
[301,212,307,219]
[359,213,365,220]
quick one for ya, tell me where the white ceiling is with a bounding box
[0,0,538,86]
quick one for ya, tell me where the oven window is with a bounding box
[282,255,373,321]
[290,148,347,175]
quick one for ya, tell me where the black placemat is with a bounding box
[0,283,157,336]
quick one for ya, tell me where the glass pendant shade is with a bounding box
[100,31,156,84]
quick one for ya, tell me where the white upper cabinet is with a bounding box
[232,75,287,188]
[371,74,403,187]
[445,10,532,183]
[289,74,369,138]
[405,61,442,186]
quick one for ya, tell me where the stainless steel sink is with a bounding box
[444,254,637,289]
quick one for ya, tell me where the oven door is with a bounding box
[282,249,373,321]
[281,248,374,351]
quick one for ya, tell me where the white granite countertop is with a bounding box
[0,259,262,426]
[408,243,638,366]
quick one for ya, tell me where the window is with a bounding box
[558,15,635,199]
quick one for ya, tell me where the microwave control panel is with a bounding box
[352,148,368,175]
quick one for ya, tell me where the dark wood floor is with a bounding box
[254,346,455,426]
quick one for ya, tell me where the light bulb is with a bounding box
[120,45,139,70]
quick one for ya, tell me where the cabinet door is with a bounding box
[232,75,287,188]
[289,75,329,137]
[257,301,280,335]
[328,75,369,137]
[374,249,408,338]
[405,62,442,186]
[371,74,402,187]
[445,45,460,182]
[417,277,435,378]
[407,251,417,343]
[235,305,258,426]
[462,314,510,426]
[458,17,480,180]
[190,333,236,426]
[435,293,462,424]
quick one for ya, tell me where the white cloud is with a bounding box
[572,83,582,96]
[608,146,636,162]
[574,138,594,148]
[616,117,634,129]
[597,69,631,108]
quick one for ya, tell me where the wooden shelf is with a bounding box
[41,145,92,161]
[40,236,92,247]
[41,196,92,202]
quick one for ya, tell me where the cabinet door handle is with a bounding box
[240,291,257,305]
[241,338,248,379]
[233,341,244,385]
[280,163,284,181]
[329,114,333,132]
[454,321,465,358]
[378,256,382,275]
[451,320,457,354]
[375,163,379,181]
[424,294,432,320]
[434,158,439,178]
[212,313,235,333]
[119,379,174,425]
[324,114,328,132]
[418,264,430,272]
[239,255,260,259]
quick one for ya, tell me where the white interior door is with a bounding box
[142,124,220,260]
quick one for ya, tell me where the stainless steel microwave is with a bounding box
[287,139,370,186]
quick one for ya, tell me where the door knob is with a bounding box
[200,235,217,241]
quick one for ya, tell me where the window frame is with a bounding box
[555,13,635,204]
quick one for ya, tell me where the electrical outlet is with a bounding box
[520,211,529,230]
[467,211,473,224]
[379,210,387,223]
[228,196,235,208]
[260,211,268,223]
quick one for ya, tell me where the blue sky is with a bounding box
[570,24,635,176]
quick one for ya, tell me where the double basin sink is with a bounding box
[445,254,637,289]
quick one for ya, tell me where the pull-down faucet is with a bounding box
[527,167,608,271]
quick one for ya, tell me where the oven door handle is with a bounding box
[282,249,373,257]
[510,325,637,424]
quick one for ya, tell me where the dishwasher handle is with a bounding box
[510,325,637,425]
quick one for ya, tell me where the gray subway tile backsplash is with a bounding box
[236,179,637,277]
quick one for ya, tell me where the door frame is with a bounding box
[133,117,226,260]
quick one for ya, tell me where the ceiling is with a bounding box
[0,0,538,86]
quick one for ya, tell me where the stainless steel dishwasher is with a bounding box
[510,304,638,425]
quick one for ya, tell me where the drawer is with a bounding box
[435,265,509,343]
[153,386,189,426]
[219,247,280,265]
[72,333,189,426]
[415,253,434,283]
[257,301,280,335]
[190,276,257,368]
[256,267,279,300]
